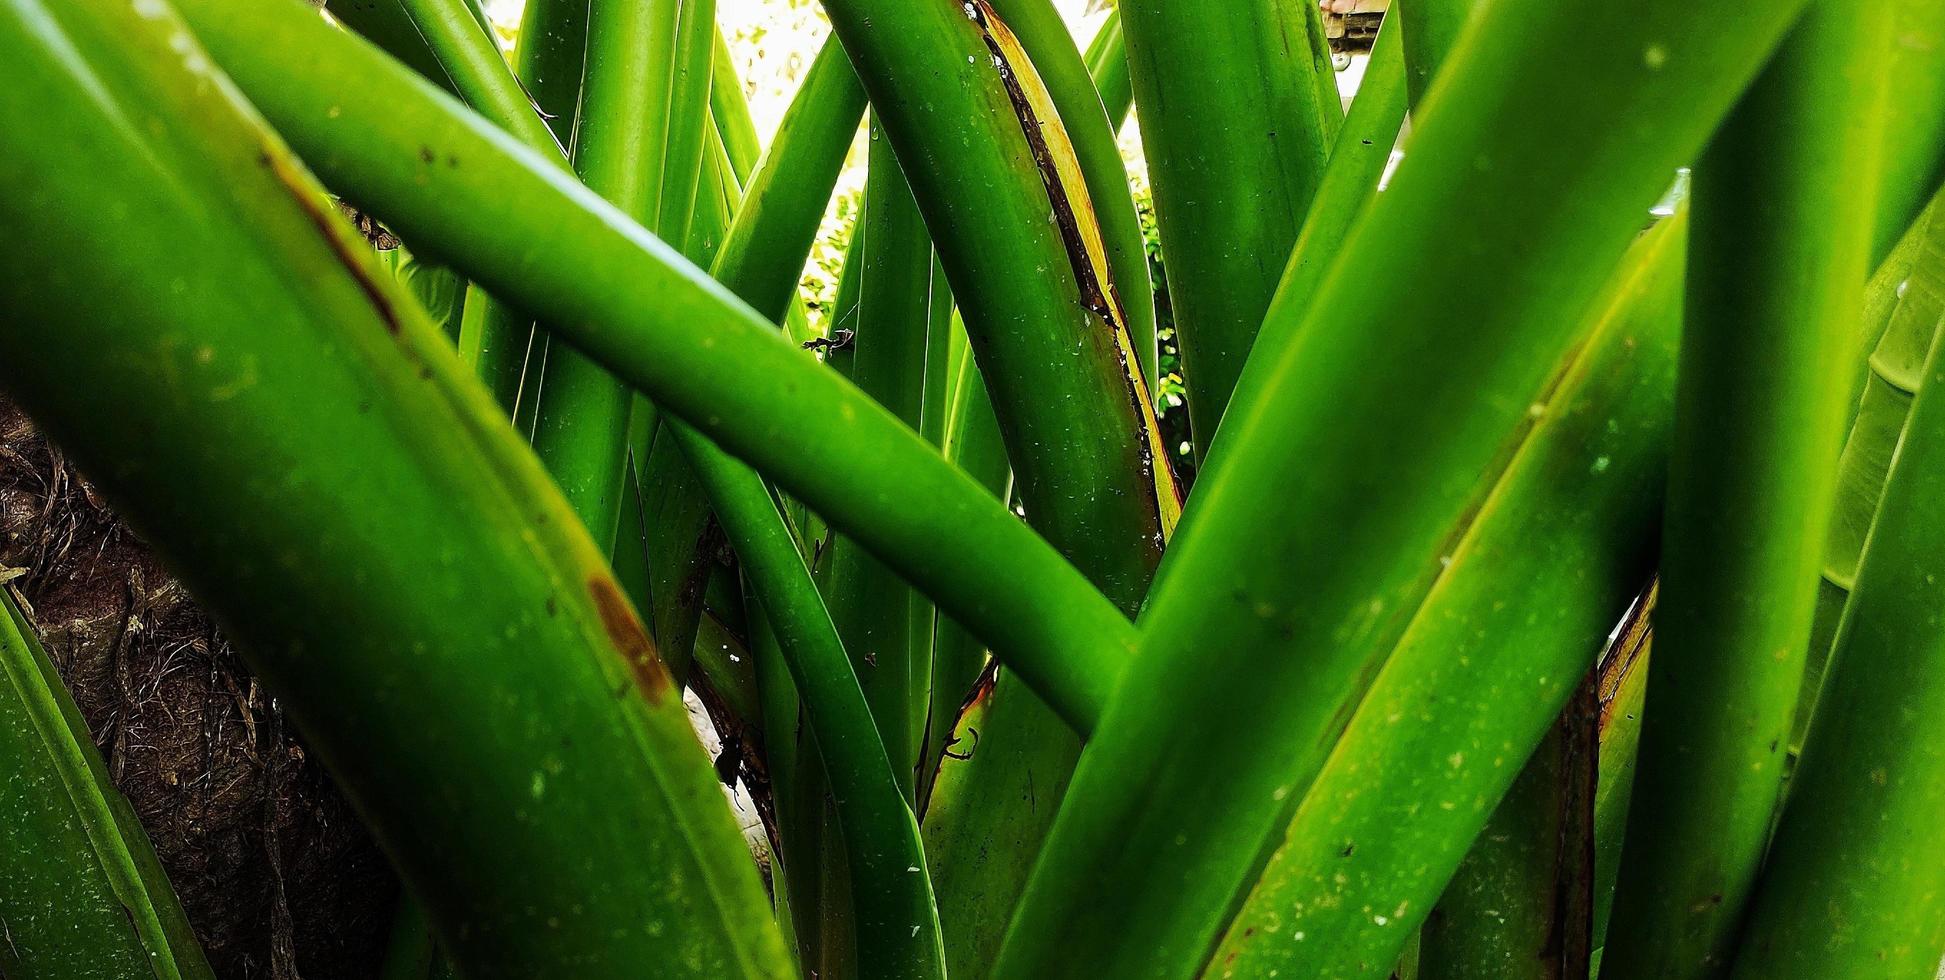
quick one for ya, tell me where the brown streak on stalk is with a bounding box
[968,0,1183,532]
[972,14,1110,321]
[588,576,674,704]
[256,146,404,338]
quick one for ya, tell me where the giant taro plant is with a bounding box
[3,0,1945,977]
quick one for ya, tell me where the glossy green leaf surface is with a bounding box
[1082,12,1131,130]
[1870,0,1945,259]
[529,0,717,550]
[1260,15,1406,335]
[1398,0,1479,110]
[665,99,949,979]
[712,35,866,327]
[819,125,937,799]
[387,0,568,411]
[986,0,1156,386]
[1799,193,1945,747]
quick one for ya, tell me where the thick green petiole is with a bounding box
[1603,7,1890,973]
[817,122,938,801]
[1204,215,1685,980]
[821,0,1173,607]
[996,0,1813,973]
[1257,14,1406,340]
[1116,0,1340,455]
[1732,186,1945,980]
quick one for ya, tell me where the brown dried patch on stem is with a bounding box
[587,576,673,704]
[257,144,404,338]
[1597,580,1656,736]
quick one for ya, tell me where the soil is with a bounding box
[0,395,395,980]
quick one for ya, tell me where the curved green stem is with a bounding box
[174,0,1135,734]
[917,313,1008,813]
[676,434,946,979]
[336,0,585,413]
[712,35,867,350]
[1798,190,1945,749]
[818,123,937,798]
[1869,0,1945,260]
[510,0,590,144]
[667,82,944,980]
[1082,11,1131,130]
[1259,14,1405,328]
[1398,0,1479,110]
[328,0,468,96]
[479,0,587,413]
[1419,685,1597,980]
[530,0,714,549]
[391,0,565,158]
[709,29,761,187]
[389,0,569,410]
[819,14,1180,976]
[821,0,1173,607]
